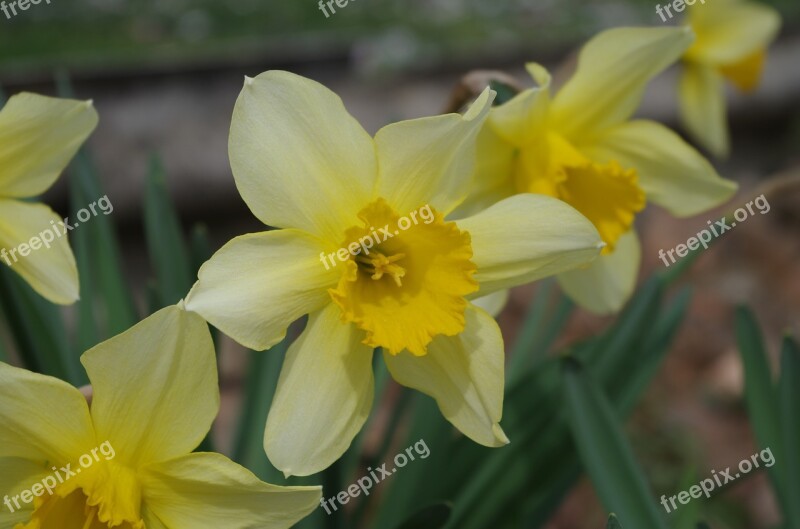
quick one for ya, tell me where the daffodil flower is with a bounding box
[184,71,604,476]
[0,93,98,304]
[464,27,738,314]
[0,305,320,529]
[679,0,781,157]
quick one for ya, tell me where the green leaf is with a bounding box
[779,335,800,529]
[233,335,291,484]
[68,159,99,356]
[562,356,668,529]
[607,513,623,529]
[0,267,79,382]
[672,467,701,529]
[489,80,519,106]
[57,72,138,337]
[143,154,193,308]
[735,307,786,506]
[393,503,452,529]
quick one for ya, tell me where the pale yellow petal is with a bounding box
[487,63,552,146]
[0,93,97,198]
[451,124,517,219]
[0,362,95,464]
[551,26,694,139]
[456,194,603,297]
[374,88,494,216]
[184,229,339,351]
[686,0,781,65]
[81,306,218,468]
[140,452,320,529]
[557,229,640,314]
[264,304,374,477]
[384,304,508,447]
[471,289,510,318]
[229,71,377,242]
[0,457,58,526]
[678,62,730,157]
[582,120,737,215]
[0,199,78,304]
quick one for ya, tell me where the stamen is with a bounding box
[356,251,406,287]
[82,506,98,529]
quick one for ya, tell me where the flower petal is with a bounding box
[686,0,780,65]
[0,362,95,464]
[0,93,97,198]
[551,27,693,139]
[582,120,737,215]
[140,452,320,529]
[264,304,374,477]
[452,125,517,219]
[0,199,79,304]
[184,229,339,351]
[557,230,640,314]
[374,88,494,216]
[229,71,377,242]
[81,305,218,468]
[383,304,508,447]
[471,289,510,318]
[678,62,730,158]
[487,64,552,147]
[455,193,603,297]
[0,457,61,526]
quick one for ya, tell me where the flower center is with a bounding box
[14,463,144,529]
[514,132,645,253]
[330,198,477,356]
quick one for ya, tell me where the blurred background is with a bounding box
[1,0,799,528]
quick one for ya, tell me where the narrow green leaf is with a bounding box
[489,80,519,106]
[607,513,623,529]
[57,72,138,336]
[188,224,212,276]
[69,161,99,356]
[393,503,452,529]
[735,307,786,506]
[0,267,78,382]
[233,335,291,483]
[779,335,800,529]
[507,280,554,382]
[562,357,668,529]
[143,154,193,307]
[672,467,701,529]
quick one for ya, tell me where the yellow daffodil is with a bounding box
[0,305,321,529]
[680,0,781,157]
[463,27,738,314]
[0,93,98,304]
[184,71,604,476]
